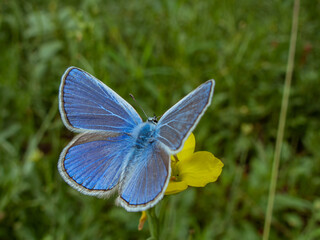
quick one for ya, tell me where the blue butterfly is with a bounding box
[58,67,215,212]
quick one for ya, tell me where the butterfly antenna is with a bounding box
[129,93,148,119]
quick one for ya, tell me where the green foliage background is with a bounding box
[0,0,319,239]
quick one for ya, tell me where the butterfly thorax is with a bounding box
[134,123,157,149]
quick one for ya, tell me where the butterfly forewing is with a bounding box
[59,67,143,133]
[157,80,215,152]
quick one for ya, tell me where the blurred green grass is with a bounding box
[0,0,319,239]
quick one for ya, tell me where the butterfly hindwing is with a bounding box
[117,142,170,212]
[59,67,143,133]
[58,132,134,197]
[157,80,215,152]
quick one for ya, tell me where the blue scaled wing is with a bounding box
[58,132,134,197]
[117,142,171,212]
[157,80,215,153]
[59,67,143,133]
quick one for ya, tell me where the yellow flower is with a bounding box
[138,133,223,230]
[165,133,223,195]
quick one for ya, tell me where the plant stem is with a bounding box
[146,208,159,240]
[262,0,300,239]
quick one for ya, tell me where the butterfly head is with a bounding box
[147,115,158,125]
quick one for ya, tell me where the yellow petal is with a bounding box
[175,133,195,161]
[178,151,223,187]
[165,180,188,195]
[138,211,147,231]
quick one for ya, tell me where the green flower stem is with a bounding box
[146,208,159,240]
[262,0,300,239]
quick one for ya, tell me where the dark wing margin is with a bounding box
[59,67,143,133]
[156,80,215,153]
